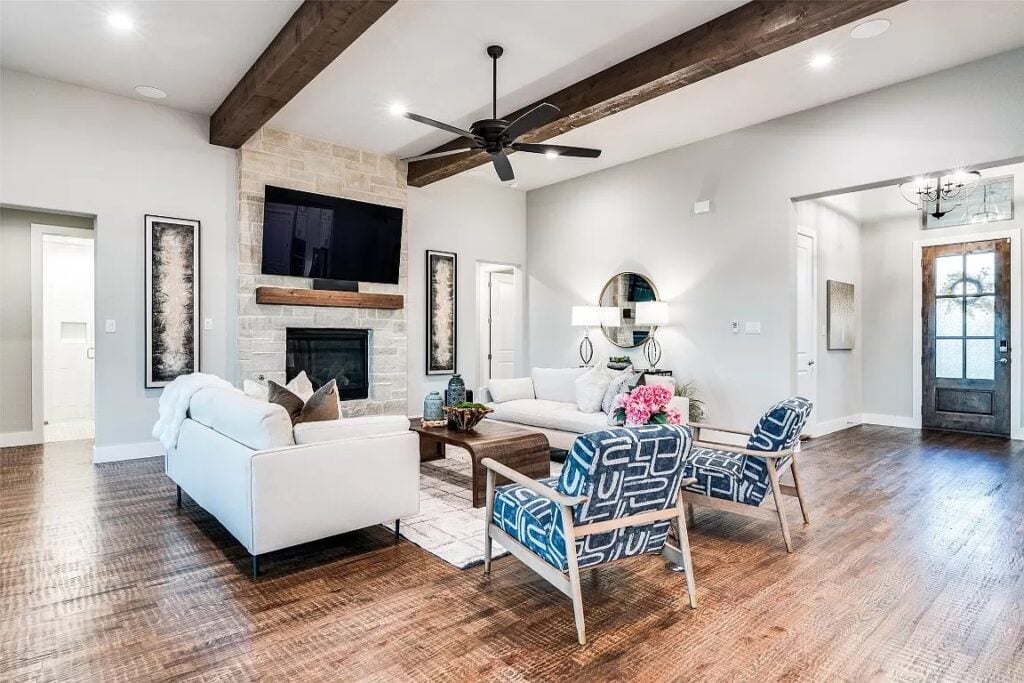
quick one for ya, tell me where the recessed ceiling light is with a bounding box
[850,18,891,39]
[545,150,559,159]
[808,52,833,70]
[389,102,407,116]
[107,12,134,31]
[135,85,167,99]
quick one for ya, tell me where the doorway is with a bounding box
[477,262,522,383]
[33,226,96,442]
[922,239,1010,436]
[796,230,818,421]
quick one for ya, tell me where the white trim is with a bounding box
[0,431,39,448]
[861,413,917,429]
[912,227,1022,439]
[475,261,523,384]
[811,414,862,437]
[93,440,164,463]
[30,224,96,447]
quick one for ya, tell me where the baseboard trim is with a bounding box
[0,430,40,448]
[860,413,917,429]
[93,440,164,463]
[811,415,863,437]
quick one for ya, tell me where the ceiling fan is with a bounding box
[399,45,601,182]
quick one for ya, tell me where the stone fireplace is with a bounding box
[236,127,408,417]
[286,328,369,400]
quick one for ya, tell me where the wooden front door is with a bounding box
[922,239,1011,436]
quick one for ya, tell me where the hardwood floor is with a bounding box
[2,426,1022,681]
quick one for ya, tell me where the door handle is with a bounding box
[807,360,815,366]
[998,357,1009,365]
[87,347,95,359]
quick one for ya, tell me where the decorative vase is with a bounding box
[423,391,444,422]
[446,374,466,406]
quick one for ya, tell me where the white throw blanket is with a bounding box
[153,373,235,451]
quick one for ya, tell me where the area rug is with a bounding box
[383,446,562,569]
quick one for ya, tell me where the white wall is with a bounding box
[0,208,94,436]
[406,176,526,415]
[861,162,1024,423]
[0,70,238,457]
[795,200,863,428]
[526,49,1024,427]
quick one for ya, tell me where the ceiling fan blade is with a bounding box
[401,142,477,163]
[512,143,602,158]
[404,112,478,141]
[501,103,559,142]
[490,152,515,182]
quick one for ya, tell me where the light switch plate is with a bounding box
[744,321,762,334]
[203,318,213,331]
[104,320,116,333]
[731,321,739,335]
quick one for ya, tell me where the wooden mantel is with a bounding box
[255,286,404,310]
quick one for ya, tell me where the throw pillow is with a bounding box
[601,369,638,414]
[532,367,589,403]
[243,371,315,403]
[575,367,611,413]
[267,381,305,424]
[488,377,535,403]
[301,380,340,423]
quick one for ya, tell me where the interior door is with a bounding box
[796,232,817,404]
[488,271,516,380]
[42,235,95,424]
[922,239,1010,436]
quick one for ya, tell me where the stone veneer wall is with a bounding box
[237,127,408,417]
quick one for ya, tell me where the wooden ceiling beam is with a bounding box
[210,0,396,148]
[407,0,906,187]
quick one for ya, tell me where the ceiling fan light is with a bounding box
[545,150,559,159]
[388,102,407,116]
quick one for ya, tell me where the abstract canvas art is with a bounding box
[145,215,200,387]
[827,279,855,350]
[426,250,457,375]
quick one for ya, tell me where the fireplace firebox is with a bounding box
[286,328,369,401]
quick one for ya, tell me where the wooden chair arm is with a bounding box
[692,422,752,437]
[692,441,795,459]
[481,458,587,507]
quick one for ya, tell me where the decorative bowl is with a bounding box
[443,404,493,432]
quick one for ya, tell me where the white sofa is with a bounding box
[165,386,419,576]
[479,368,688,450]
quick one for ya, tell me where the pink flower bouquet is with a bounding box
[612,384,682,426]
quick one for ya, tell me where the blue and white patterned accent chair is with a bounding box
[482,424,697,645]
[681,397,813,552]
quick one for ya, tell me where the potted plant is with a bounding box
[674,379,707,423]
[443,401,494,432]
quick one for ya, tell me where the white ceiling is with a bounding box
[270,0,745,160]
[2,1,1023,192]
[0,0,300,113]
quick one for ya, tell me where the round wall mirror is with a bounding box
[599,272,660,348]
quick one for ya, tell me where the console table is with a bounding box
[409,419,551,507]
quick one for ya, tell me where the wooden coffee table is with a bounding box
[409,418,551,507]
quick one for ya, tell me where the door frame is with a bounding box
[475,261,524,386]
[31,224,96,445]
[795,227,819,434]
[912,227,1021,439]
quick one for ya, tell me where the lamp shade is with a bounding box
[601,306,621,327]
[571,305,603,327]
[636,301,669,326]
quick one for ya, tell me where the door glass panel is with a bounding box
[936,339,963,378]
[965,252,995,294]
[935,255,964,295]
[936,298,963,337]
[966,339,995,380]
[966,296,995,336]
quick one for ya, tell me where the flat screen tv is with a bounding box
[261,185,403,284]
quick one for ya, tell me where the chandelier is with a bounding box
[898,170,981,220]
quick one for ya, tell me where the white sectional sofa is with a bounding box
[165,386,419,576]
[479,368,688,450]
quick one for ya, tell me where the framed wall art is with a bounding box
[426,250,457,375]
[145,215,200,388]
